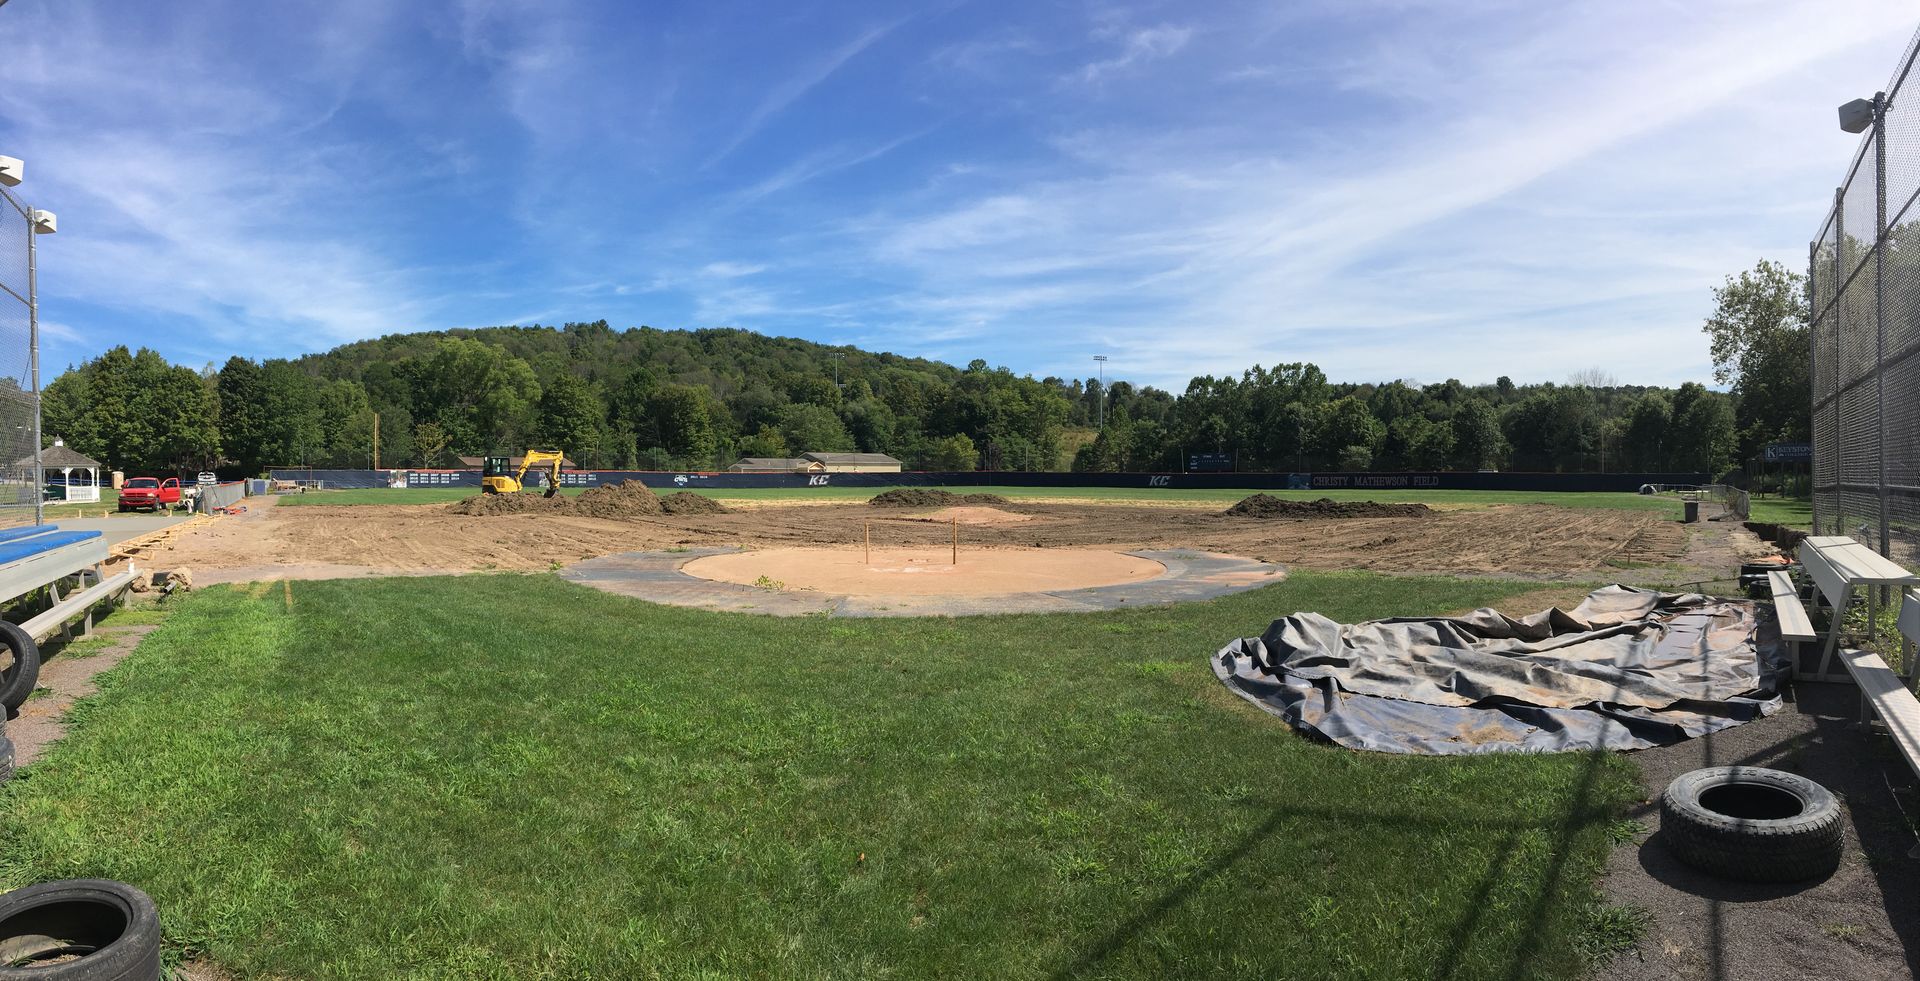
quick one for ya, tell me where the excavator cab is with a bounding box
[480,455,519,495]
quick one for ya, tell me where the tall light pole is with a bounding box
[1093,355,1108,429]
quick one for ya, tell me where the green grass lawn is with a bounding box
[0,574,1640,980]
[280,483,1684,514]
[1747,494,1813,529]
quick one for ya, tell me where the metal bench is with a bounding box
[0,524,135,644]
[1767,569,1819,651]
[1792,536,1920,682]
[1837,591,1920,787]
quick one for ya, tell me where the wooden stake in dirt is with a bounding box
[951,516,958,565]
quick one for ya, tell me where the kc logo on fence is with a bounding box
[1147,476,1171,487]
[808,475,832,486]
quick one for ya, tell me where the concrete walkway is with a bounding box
[49,513,197,547]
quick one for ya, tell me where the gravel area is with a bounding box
[1602,681,1920,980]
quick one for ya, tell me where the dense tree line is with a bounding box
[42,258,1809,477]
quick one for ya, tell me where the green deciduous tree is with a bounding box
[924,433,977,471]
[645,385,720,468]
[777,403,855,454]
[1703,259,1810,457]
[536,373,606,466]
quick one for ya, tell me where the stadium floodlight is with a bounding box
[1839,97,1877,134]
[29,210,53,234]
[0,156,20,188]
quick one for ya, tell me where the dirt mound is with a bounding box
[571,480,665,518]
[1224,494,1434,519]
[447,480,666,519]
[868,488,1011,508]
[446,492,572,516]
[660,491,728,515]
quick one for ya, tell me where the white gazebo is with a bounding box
[26,440,102,503]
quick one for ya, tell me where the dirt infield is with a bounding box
[134,495,1717,584]
[683,546,1164,596]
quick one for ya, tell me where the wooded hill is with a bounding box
[41,320,1767,477]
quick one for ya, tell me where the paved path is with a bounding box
[565,548,1286,617]
[45,513,196,547]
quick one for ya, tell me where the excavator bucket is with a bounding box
[543,484,558,499]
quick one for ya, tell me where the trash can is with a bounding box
[1684,500,1700,523]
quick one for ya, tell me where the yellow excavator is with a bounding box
[481,449,566,497]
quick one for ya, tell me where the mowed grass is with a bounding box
[280,483,1684,514]
[1747,494,1813,529]
[0,574,1639,980]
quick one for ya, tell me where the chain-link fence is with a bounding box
[0,187,41,519]
[1809,27,1920,567]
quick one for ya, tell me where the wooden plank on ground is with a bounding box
[109,516,210,561]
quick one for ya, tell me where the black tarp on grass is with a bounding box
[1213,586,1790,755]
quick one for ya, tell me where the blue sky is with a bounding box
[0,0,1910,390]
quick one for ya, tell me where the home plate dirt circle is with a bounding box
[563,546,1286,617]
[683,547,1163,596]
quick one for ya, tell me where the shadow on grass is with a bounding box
[1047,771,1624,980]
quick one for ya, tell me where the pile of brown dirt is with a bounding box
[571,480,665,518]
[447,480,668,519]
[868,488,1011,508]
[1224,494,1433,519]
[660,491,728,515]
[446,492,572,516]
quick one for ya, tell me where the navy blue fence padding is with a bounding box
[272,468,1711,494]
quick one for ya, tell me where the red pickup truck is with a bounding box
[118,477,183,513]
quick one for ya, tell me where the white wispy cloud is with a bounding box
[1071,24,1193,84]
[815,0,1912,389]
[705,21,903,168]
[0,3,434,363]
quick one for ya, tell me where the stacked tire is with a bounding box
[0,622,36,718]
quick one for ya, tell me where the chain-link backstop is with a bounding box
[0,187,41,518]
[1809,28,1920,567]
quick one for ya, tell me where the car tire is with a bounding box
[0,879,161,979]
[0,624,39,715]
[1660,766,1843,882]
[0,732,14,784]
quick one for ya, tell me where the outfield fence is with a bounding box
[0,186,40,521]
[1809,26,1920,565]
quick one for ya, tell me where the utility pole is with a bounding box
[1093,354,1108,428]
[372,412,381,470]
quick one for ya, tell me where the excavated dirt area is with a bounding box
[903,506,1035,526]
[137,495,1711,584]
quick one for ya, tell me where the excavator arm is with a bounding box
[515,450,567,498]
